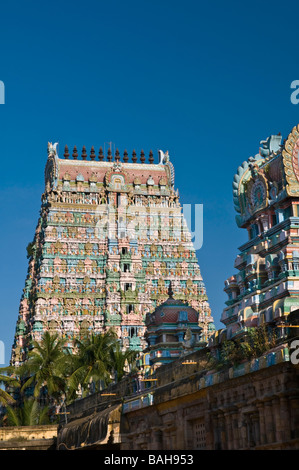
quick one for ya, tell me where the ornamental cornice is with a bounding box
[49,202,107,211]
[58,159,166,171]
[35,292,106,299]
[282,123,299,196]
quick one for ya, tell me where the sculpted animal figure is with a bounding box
[158,150,169,164]
[48,142,58,156]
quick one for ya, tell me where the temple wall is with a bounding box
[55,333,299,450]
[0,425,57,450]
[121,360,299,450]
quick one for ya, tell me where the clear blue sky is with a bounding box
[1,0,299,366]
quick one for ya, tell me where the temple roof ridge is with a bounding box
[48,141,171,166]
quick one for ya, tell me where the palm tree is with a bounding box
[5,398,51,426]
[0,365,21,406]
[67,330,118,400]
[20,331,67,404]
[109,342,138,383]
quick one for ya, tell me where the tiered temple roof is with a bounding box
[11,143,214,365]
[220,124,299,342]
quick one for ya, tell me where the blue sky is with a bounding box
[1,0,299,366]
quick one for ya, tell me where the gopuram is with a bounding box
[11,143,214,365]
[222,125,299,340]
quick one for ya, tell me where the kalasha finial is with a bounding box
[64,145,69,159]
[98,147,104,161]
[90,146,96,160]
[72,146,78,160]
[115,148,120,161]
[149,150,154,164]
[168,281,174,298]
[81,146,87,160]
[140,149,145,163]
[132,149,137,163]
[107,148,112,161]
[123,149,129,163]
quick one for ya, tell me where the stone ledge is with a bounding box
[0,425,58,443]
[0,438,56,450]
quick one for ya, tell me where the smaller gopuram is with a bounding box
[144,283,211,367]
[222,124,299,339]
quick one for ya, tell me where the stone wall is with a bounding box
[121,361,299,450]
[56,338,299,450]
[0,425,57,450]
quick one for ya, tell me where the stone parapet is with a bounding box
[0,425,57,450]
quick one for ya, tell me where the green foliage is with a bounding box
[20,331,67,401]
[1,329,139,424]
[66,330,118,400]
[0,367,20,406]
[5,398,51,426]
[209,325,278,370]
[109,341,138,383]
[0,387,15,407]
[66,330,138,400]
[241,325,277,358]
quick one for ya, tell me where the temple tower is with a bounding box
[11,143,214,365]
[221,124,299,340]
[145,283,209,368]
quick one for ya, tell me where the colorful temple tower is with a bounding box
[221,124,299,340]
[11,143,214,365]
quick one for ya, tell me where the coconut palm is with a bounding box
[5,398,51,426]
[0,365,21,406]
[20,331,67,404]
[109,342,138,383]
[0,382,16,407]
[67,330,118,400]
